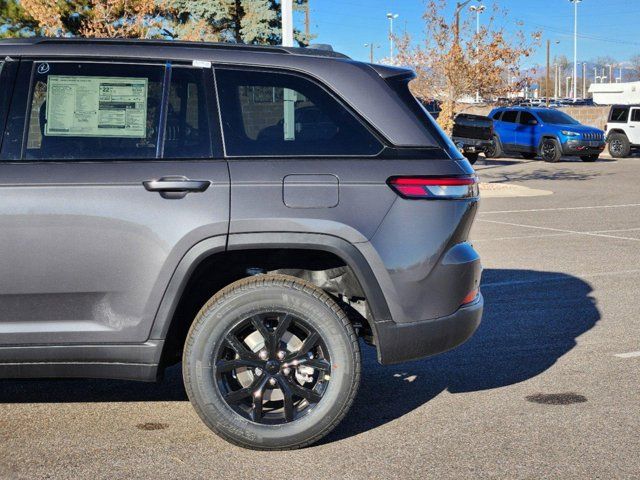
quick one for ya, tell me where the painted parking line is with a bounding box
[478,218,640,243]
[614,351,640,359]
[480,203,640,215]
[473,227,640,243]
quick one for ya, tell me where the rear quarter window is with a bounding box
[215,68,383,157]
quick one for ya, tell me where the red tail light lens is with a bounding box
[461,288,479,306]
[388,176,479,199]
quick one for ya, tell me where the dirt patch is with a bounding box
[526,392,587,405]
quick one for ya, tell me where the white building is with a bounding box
[589,81,640,105]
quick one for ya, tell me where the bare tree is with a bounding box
[393,0,539,133]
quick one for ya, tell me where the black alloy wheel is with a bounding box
[541,138,562,162]
[215,311,331,424]
[182,274,360,450]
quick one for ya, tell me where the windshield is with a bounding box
[536,110,580,125]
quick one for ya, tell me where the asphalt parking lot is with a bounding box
[1,154,639,479]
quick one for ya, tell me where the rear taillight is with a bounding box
[461,288,479,306]
[387,176,479,199]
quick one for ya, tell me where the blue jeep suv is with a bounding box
[486,107,605,162]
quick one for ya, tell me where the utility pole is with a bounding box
[304,0,310,45]
[470,4,486,103]
[607,64,613,82]
[386,13,399,61]
[546,40,550,106]
[569,0,582,100]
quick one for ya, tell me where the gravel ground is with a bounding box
[1,154,639,480]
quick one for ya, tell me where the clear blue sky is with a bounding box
[303,0,640,67]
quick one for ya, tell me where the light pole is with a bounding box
[386,13,399,61]
[582,62,587,99]
[469,4,486,37]
[554,63,559,100]
[454,0,479,44]
[566,76,572,99]
[470,4,486,103]
[569,0,582,100]
[606,64,613,82]
[364,43,379,63]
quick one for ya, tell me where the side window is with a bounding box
[164,67,212,158]
[492,111,503,121]
[518,112,536,125]
[25,61,164,160]
[501,110,518,123]
[609,107,629,123]
[215,68,382,157]
[631,109,640,123]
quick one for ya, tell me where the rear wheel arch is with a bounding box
[152,234,391,369]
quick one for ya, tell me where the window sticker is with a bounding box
[45,76,148,138]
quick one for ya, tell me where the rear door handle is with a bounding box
[143,176,211,199]
[143,179,210,192]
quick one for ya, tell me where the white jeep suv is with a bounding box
[605,105,640,158]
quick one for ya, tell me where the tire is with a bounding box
[608,133,631,158]
[521,152,537,160]
[464,152,479,164]
[580,155,599,162]
[483,135,503,158]
[540,138,562,163]
[182,274,360,450]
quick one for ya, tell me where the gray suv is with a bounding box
[0,38,483,450]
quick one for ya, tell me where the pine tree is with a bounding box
[164,0,312,45]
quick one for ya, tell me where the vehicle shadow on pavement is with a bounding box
[0,268,600,446]
[324,268,600,443]
[486,168,604,184]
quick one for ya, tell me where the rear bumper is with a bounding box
[375,293,483,365]
[561,139,605,155]
[452,136,493,152]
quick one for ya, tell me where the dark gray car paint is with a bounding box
[0,40,482,379]
[0,161,230,345]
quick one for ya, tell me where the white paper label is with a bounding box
[45,75,148,138]
[192,60,212,69]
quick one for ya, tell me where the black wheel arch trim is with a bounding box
[149,232,394,363]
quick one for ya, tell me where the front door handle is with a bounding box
[143,176,211,199]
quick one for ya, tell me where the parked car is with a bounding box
[486,107,605,162]
[605,104,640,158]
[451,113,494,164]
[0,38,483,450]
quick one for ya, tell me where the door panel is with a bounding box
[628,108,640,144]
[515,111,539,151]
[0,161,229,345]
[496,111,518,149]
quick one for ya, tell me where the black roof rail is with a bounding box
[0,37,350,59]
